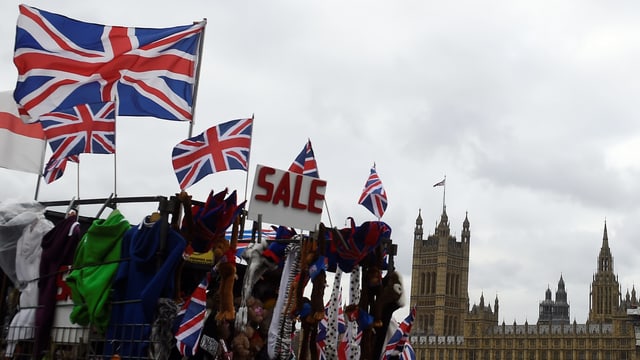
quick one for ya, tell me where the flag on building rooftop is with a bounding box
[14,5,205,122]
[358,164,388,219]
[289,139,319,178]
[172,118,253,190]
[0,90,45,174]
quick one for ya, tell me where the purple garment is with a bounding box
[35,216,81,358]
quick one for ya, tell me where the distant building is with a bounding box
[410,208,640,359]
[538,275,570,326]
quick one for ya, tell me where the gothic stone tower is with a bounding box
[410,207,470,336]
[537,275,570,325]
[589,222,622,323]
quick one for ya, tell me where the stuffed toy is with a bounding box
[372,270,405,359]
[236,241,275,332]
[297,298,319,360]
[215,217,239,322]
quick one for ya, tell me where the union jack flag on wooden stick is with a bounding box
[172,118,253,190]
[358,164,388,219]
[13,5,205,122]
[289,139,319,178]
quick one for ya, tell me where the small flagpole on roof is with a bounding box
[442,174,446,212]
[187,18,207,139]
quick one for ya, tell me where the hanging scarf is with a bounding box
[267,243,300,360]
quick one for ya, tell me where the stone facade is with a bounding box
[410,210,640,360]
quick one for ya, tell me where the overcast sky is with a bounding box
[1,1,640,325]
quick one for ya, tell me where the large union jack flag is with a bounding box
[289,139,319,178]
[14,5,204,122]
[40,101,116,158]
[172,118,253,189]
[381,307,416,360]
[358,164,388,219]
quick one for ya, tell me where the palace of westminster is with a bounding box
[409,207,640,360]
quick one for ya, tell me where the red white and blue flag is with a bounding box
[175,275,209,357]
[381,307,416,360]
[358,165,388,219]
[14,5,205,122]
[172,118,253,189]
[40,101,116,158]
[289,139,319,178]
[43,154,78,184]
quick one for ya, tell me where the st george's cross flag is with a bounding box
[175,275,209,357]
[172,118,253,189]
[289,139,319,178]
[14,5,205,122]
[358,164,388,219]
[0,91,45,174]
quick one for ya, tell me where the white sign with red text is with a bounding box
[248,164,326,231]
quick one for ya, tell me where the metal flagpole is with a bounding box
[243,114,254,203]
[77,160,80,201]
[442,174,447,212]
[113,99,118,206]
[33,141,46,201]
[187,19,207,139]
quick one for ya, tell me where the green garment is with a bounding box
[66,209,130,333]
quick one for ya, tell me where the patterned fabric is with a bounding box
[288,139,319,178]
[42,155,78,184]
[267,243,300,360]
[14,5,204,121]
[345,267,362,360]
[358,165,388,219]
[317,278,347,360]
[381,307,416,360]
[175,275,209,357]
[172,118,253,189]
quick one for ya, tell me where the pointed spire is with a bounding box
[602,220,610,250]
[414,209,424,241]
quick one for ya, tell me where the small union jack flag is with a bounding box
[175,275,209,357]
[43,154,78,184]
[14,5,204,122]
[39,101,116,180]
[289,139,319,178]
[358,164,388,219]
[382,307,416,360]
[172,118,253,189]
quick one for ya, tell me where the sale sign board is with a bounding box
[248,164,326,231]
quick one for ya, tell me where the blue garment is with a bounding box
[105,218,186,358]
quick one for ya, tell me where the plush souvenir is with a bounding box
[236,241,276,332]
[297,298,319,360]
[215,218,239,322]
[372,270,405,359]
[232,331,251,360]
